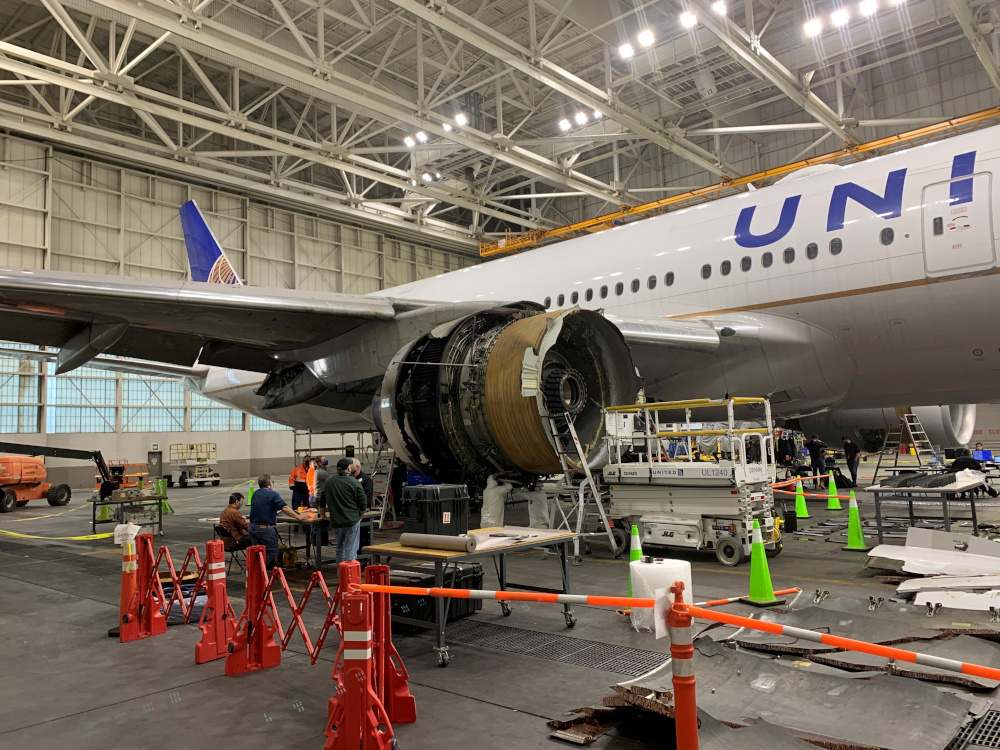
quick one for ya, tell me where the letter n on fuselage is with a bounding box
[826,169,907,232]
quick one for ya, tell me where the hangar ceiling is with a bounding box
[0,0,997,251]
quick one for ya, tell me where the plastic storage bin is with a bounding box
[401,484,470,536]
[389,562,484,633]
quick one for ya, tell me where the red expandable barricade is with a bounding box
[324,591,395,750]
[195,540,236,664]
[120,533,167,643]
[225,545,282,675]
[365,565,416,725]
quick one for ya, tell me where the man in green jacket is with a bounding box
[319,457,368,562]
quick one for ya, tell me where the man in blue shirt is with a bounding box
[248,474,305,568]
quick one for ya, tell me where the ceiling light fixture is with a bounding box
[680,11,697,28]
[618,42,634,59]
[711,0,726,13]
[637,29,655,47]
[804,18,822,36]
[403,136,416,148]
[415,131,428,143]
[454,112,468,126]
[859,0,878,15]
[442,122,453,131]
[831,8,850,25]
[574,111,589,125]
[558,118,572,132]
[421,173,432,182]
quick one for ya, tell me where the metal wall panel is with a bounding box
[0,136,48,271]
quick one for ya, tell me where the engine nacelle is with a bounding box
[379,305,639,484]
[798,405,976,449]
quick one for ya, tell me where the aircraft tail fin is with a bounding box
[179,200,242,285]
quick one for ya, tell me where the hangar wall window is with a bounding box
[46,364,117,433]
[557,294,565,306]
[615,282,624,296]
[600,285,608,298]
[806,243,819,260]
[783,248,795,264]
[543,296,551,308]
[571,291,579,304]
[721,260,731,276]
[121,376,185,432]
[190,392,244,432]
[761,251,773,268]
[829,238,842,255]
[647,275,656,290]
[585,289,593,301]
[665,272,674,286]
[630,278,640,293]
[251,416,291,431]
[0,344,40,433]
[740,256,751,272]
[701,264,711,280]
[880,228,894,245]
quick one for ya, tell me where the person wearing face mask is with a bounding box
[218,491,251,550]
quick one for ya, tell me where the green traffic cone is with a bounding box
[741,519,785,608]
[794,480,811,519]
[827,472,842,511]
[628,524,643,596]
[843,490,871,551]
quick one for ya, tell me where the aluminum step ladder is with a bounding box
[547,413,622,563]
[872,412,937,483]
[370,440,402,530]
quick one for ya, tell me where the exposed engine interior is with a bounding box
[378,305,639,484]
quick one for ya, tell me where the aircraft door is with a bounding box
[921,172,996,278]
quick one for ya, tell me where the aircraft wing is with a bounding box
[0,267,421,373]
[0,346,209,380]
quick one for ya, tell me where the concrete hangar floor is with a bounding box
[1,467,998,750]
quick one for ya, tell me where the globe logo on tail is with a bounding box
[208,255,239,285]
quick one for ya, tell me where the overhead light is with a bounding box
[593,110,602,119]
[637,29,655,47]
[574,111,589,125]
[831,8,849,25]
[403,136,416,148]
[558,118,572,132]
[442,122,453,131]
[454,112,468,126]
[711,0,726,13]
[804,18,822,36]
[435,172,442,179]
[410,179,417,186]
[415,131,428,143]
[618,42,634,59]
[421,172,432,182]
[859,0,878,15]
[680,11,697,28]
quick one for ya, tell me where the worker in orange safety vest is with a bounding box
[289,455,316,509]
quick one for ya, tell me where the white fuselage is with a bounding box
[196,126,1000,430]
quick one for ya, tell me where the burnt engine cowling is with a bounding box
[379,305,639,485]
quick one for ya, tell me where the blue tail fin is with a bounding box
[179,200,242,285]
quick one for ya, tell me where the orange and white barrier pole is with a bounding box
[667,581,699,750]
[118,539,137,633]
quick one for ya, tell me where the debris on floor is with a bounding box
[866,527,1000,576]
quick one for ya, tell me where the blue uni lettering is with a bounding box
[734,195,801,248]
[950,151,976,205]
[826,168,907,232]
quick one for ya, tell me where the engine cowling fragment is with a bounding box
[379,305,639,484]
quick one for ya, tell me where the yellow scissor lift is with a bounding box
[167,443,220,488]
[602,397,781,566]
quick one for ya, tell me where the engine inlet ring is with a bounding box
[543,367,588,417]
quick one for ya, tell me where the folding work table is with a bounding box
[863,477,986,544]
[363,526,578,667]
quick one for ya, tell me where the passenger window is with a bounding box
[829,237,842,255]
[600,285,608,298]
[761,251,773,268]
[585,288,593,302]
[557,294,565,306]
[740,256,751,272]
[570,291,579,304]
[880,227,894,246]
[543,297,551,308]
[701,264,711,280]
[615,282,624,296]
[783,247,795,264]
[806,243,818,259]
[932,218,943,236]
[721,260,731,276]
[665,272,674,287]
[647,275,656,290]
[631,278,640,293]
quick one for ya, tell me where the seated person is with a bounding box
[219,492,251,549]
[949,448,982,472]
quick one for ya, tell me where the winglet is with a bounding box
[179,200,242,285]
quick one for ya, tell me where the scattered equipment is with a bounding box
[601,397,781,566]
[167,443,220,487]
[0,441,112,512]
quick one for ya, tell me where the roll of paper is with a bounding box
[400,533,477,554]
[630,558,693,634]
